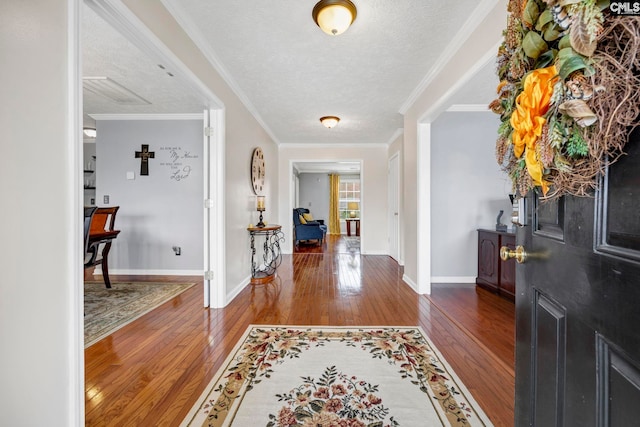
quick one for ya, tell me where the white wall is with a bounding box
[0,0,82,425]
[431,112,512,281]
[278,145,389,255]
[96,119,204,274]
[401,1,507,291]
[224,130,278,300]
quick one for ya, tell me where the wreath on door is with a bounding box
[491,0,640,199]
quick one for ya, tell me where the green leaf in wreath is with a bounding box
[566,127,589,157]
[534,49,557,69]
[556,47,588,79]
[535,9,554,32]
[522,0,540,28]
[523,31,548,59]
[558,35,572,50]
[543,24,562,42]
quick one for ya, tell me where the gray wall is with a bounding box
[298,173,329,222]
[431,112,513,281]
[96,119,204,274]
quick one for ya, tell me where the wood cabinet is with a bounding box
[476,229,515,301]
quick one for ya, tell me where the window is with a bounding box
[339,177,360,219]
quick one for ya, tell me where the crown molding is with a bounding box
[89,113,202,120]
[399,0,501,114]
[160,0,281,145]
[419,42,500,123]
[385,128,404,145]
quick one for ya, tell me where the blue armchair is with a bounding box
[293,208,327,245]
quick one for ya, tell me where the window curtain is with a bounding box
[328,174,341,235]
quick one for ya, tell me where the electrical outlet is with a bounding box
[103,195,109,204]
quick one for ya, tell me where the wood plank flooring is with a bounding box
[85,235,515,426]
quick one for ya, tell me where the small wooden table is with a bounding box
[345,218,360,237]
[247,225,284,284]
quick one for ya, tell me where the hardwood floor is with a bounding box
[85,235,515,426]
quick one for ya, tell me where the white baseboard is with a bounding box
[226,275,251,305]
[402,274,418,293]
[97,268,203,276]
[430,276,476,284]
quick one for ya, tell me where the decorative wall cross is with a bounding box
[135,144,155,176]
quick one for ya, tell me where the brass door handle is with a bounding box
[500,245,528,264]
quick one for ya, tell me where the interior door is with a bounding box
[512,128,640,426]
[388,153,400,261]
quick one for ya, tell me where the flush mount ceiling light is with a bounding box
[320,116,340,128]
[83,127,97,138]
[312,0,357,36]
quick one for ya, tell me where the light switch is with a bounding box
[126,171,135,180]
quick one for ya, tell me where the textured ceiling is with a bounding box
[82,4,206,127]
[82,0,500,144]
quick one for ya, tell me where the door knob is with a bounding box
[500,245,528,264]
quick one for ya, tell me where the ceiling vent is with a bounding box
[83,77,150,105]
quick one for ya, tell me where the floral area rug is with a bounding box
[84,281,195,348]
[182,326,493,427]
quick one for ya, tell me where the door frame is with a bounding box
[83,0,225,308]
[203,108,226,308]
[388,151,401,262]
[287,159,363,253]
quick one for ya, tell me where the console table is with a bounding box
[345,218,360,236]
[247,224,284,285]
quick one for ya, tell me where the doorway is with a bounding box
[291,161,362,254]
[81,2,223,307]
[388,152,400,262]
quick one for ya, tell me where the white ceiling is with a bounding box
[82,0,499,144]
[82,4,206,125]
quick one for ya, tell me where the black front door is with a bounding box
[513,128,640,426]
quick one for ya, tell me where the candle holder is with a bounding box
[256,196,266,228]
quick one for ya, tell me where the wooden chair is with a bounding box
[85,206,121,288]
[84,207,97,254]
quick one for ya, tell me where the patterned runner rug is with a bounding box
[84,281,195,348]
[182,326,493,426]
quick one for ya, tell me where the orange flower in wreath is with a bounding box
[510,65,558,194]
